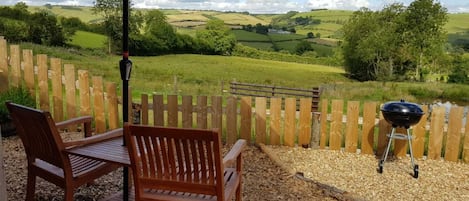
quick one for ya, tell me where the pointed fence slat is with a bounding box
[92,76,105,133]
[345,101,359,153]
[141,94,149,125]
[51,58,63,121]
[284,98,296,147]
[0,38,7,92]
[196,96,208,129]
[361,102,377,154]
[240,96,252,142]
[182,96,192,128]
[226,96,237,144]
[23,49,34,95]
[463,118,469,163]
[255,97,267,144]
[106,82,119,129]
[377,112,391,156]
[37,54,49,111]
[298,98,312,147]
[412,106,428,158]
[153,95,164,126]
[269,97,281,145]
[330,100,343,150]
[64,64,77,131]
[445,106,463,162]
[9,45,20,87]
[211,96,222,130]
[320,99,328,149]
[78,70,90,116]
[428,106,446,160]
[167,95,178,127]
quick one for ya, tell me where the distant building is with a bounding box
[268,29,291,34]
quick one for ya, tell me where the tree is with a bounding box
[294,41,313,55]
[306,32,314,38]
[93,0,143,53]
[447,53,469,83]
[341,1,448,82]
[403,0,448,81]
[196,19,236,55]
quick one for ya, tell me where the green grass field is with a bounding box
[268,33,306,41]
[17,42,469,105]
[69,30,107,49]
[445,13,469,33]
[232,30,271,42]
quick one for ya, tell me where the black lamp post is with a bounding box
[119,0,131,200]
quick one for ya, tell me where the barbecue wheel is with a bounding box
[377,160,384,173]
[413,165,419,178]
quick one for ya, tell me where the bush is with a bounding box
[0,87,36,122]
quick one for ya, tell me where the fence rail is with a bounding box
[230,81,321,112]
[1,38,468,164]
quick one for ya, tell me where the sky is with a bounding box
[1,0,468,14]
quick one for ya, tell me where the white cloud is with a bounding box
[306,0,369,10]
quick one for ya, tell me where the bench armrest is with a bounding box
[63,128,123,148]
[55,116,93,137]
[223,139,247,167]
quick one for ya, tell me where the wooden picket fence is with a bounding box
[1,37,468,164]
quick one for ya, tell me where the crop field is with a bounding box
[294,10,353,23]
[212,13,268,25]
[232,30,271,42]
[268,33,306,41]
[166,13,209,23]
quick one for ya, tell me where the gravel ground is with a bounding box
[1,135,342,201]
[265,145,469,201]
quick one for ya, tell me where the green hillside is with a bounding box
[25,5,469,36]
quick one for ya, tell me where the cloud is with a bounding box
[306,0,369,10]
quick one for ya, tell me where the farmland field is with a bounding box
[232,30,271,42]
[69,30,107,49]
[445,13,469,33]
[238,42,273,51]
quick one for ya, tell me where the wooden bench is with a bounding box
[124,124,247,201]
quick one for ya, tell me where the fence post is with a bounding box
[310,112,321,149]
[0,128,8,201]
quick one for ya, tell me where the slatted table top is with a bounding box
[65,137,131,166]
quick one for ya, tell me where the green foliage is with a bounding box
[295,41,314,55]
[341,1,448,81]
[447,53,469,83]
[0,4,68,46]
[196,19,237,55]
[0,17,29,42]
[0,87,36,122]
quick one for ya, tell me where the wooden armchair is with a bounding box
[124,124,247,201]
[5,102,123,201]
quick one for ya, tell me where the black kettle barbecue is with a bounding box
[378,100,424,178]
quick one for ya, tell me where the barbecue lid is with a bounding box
[381,99,424,114]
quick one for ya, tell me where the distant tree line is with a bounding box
[341,0,459,82]
[92,0,237,56]
[0,3,67,46]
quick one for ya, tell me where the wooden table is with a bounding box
[66,137,130,166]
[65,136,131,200]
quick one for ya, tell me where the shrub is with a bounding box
[0,87,36,122]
